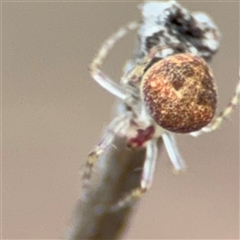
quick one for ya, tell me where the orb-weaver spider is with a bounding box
[82,1,239,212]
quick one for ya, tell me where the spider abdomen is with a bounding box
[141,53,217,133]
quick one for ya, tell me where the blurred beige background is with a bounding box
[2,1,239,239]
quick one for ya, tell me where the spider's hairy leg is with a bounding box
[82,113,130,191]
[124,44,176,84]
[190,75,240,137]
[110,139,158,212]
[162,132,187,173]
[89,21,139,100]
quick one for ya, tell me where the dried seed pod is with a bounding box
[141,53,217,133]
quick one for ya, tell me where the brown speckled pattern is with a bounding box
[141,54,217,133]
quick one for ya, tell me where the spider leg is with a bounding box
[190,77,240,137]
[82,113,131,192]
[123,44,176,85]
[89,21,139,100]
[162,131,187,172]
[110,139,158,212]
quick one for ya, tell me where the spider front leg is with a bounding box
[110,138,158,212]
[82,113,131,192]
[89,21,139,100]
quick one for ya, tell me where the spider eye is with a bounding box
[140,53,217,133]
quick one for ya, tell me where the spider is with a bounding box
[82,6,240,212]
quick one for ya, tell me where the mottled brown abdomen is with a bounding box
[141,53,217,133]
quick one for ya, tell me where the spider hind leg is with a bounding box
[82,114,130,192]
[110,139,158,212]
